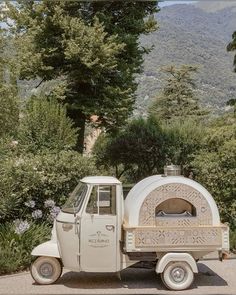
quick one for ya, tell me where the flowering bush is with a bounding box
[0,150,99,223]
[13,219,30,234]
[0,95,100,275]
[0,222,51,274]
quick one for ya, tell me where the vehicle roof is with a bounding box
[81,176,121,185]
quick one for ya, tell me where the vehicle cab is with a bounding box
[56,176,123,272]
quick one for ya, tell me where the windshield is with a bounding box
[62,182,88,214]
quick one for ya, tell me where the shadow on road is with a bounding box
[48,263,227,291]
[53,268,163,290]
[194,263,228,287]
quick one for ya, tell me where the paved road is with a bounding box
[0,259,236,294]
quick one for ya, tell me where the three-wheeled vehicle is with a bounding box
[30,166,229,290]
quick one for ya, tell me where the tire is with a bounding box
[161,261,194,291]
[30,256,62,285]
[160,273,168,289]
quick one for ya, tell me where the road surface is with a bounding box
[0,258,236,294]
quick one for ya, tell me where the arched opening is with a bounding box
[155,198,196,217]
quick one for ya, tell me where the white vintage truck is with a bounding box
[30,166,229,290]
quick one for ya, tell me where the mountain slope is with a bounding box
[194,1,236,13]
[135,3,236,115]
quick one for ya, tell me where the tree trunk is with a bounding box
[67,109,86,154]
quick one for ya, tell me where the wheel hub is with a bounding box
[171,267,185,283]
[39,262,53,278]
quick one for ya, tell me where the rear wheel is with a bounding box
[161,261,194,290]
[30,256,62,285]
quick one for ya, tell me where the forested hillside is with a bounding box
[135,2,236,115]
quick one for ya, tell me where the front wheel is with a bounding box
[161,261,194,290]
[30,256,62,285]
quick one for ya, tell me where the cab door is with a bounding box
[56,213,80,271]
[80,185,117,272]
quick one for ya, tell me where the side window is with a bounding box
[99,185,116,215]
[86,186,98,214]
[86,185,116,215]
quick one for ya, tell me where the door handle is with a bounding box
[106,224,115,232]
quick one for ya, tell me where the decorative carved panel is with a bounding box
[135,227,222,248]
[139,183,212,226]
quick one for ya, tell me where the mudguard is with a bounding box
[31,240,60,258]
[156,252,198,273]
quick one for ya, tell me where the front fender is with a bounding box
[31,241,60,258]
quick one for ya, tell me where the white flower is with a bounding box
[50,206,60,219]
[44,199,55,208]
[15,158,24,167]
[32,209,42,219]
[24,200,35,208]
[10,140,18,149]
[14,219,30,235]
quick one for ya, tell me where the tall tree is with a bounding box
[93,116,170,182]
[0,23,19,137]
[227,98,236,116]
[0,28,4,83]
[7,1,158,152]
[149,65,207,122]
[227,31,236,72]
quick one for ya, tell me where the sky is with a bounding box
[159,1,197,7]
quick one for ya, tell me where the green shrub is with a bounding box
[162,119,206,174]
[0,222,51,274]
[93,116,168,182]
[0,151,99,223]
[0,136,19,160]
[192,115,236,228]
[230,229,236,253]
[0,84,19,138]
[93,116,205,182]
[18,96,78,153]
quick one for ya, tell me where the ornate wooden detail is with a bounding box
[139,183,212,226]
[135,227,222,248]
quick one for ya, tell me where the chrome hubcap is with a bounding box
[171,267,185,283]
[39,262,53,278]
